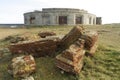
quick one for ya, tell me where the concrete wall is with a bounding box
[82,13,96,25]
[67,14,75,25]
[24,8,98,26]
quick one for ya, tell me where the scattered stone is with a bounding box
[60,70,64,74]
[8,55,36,78]
[38,31,56,38]
[21,33,40,41]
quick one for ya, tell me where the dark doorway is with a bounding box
[30,17,35,24]
[96,17,102,25]
[76,16,83,24]
[59,16,67,25]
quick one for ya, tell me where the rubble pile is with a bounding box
[9,37,61,57]
[8,25,98,76]
[55,26,98,74]
[8,55,36,78]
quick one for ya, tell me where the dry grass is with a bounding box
[0,26,72,39]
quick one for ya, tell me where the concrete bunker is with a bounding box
[24,8,102,26]
[30,16,35,24]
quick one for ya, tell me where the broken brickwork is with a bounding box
[8,25,98,75]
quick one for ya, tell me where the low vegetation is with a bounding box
[0,24,120,80]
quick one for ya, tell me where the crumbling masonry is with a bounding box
[9,26,98,74]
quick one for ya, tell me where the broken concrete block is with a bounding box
[60,26,84,49]
[9,37,61,57]
[61,39,85,62]
[56,54,83,74]
[61,49,85,63]
[56,39,85,74]
[81,31,98,50]
[38,31,56,38]
[80,31,98,55]
[8,55,36,78]
[86,44,98,56]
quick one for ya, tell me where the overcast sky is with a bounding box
[0,0,120,24]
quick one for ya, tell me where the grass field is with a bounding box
[0,25,120,80]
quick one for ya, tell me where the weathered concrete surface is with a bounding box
[60,26,84,49]
[55,27,98,74]
[56,39,85,74]
[24,8,99,26]
[81,31,98,50]
[86,44,98,55]
[61,39,85,61]
[56,54,83,74]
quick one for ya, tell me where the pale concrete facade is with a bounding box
[24,8,100,26]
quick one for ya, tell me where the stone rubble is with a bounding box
[38,31,56,38]
[7,25,98,76]
[8,55,36,78]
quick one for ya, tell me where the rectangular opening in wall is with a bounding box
[76,16,83,24]
[59,16,67,25]
[30,16,35,24]
[96,17,102,25]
